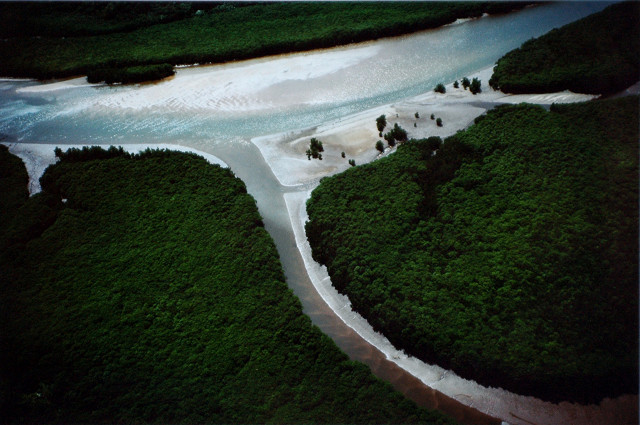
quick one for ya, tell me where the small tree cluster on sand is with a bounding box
[306,137,324,160]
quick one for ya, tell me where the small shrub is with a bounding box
[453,80,459,88]
[430,114,435,120]
[461,77,470,89]
[341,151,346,158]
[348,159,356,167]
[436,117,443,127]
[434,83,446,94]
[415,112,420,119]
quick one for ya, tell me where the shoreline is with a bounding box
[2,142,227,195]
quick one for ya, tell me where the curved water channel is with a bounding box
[2,2,635,424]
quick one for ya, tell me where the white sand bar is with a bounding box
[252,66,596,188]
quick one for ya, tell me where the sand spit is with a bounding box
[253,66,596,188]
[3,143,227,195]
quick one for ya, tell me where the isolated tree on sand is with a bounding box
[470,78,482,95]
[306,137,324,160]
[376,115,387,136]
[376,140,385,153]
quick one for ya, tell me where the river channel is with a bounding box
[2,2,633,424]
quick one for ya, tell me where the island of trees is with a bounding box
[0,2,529,84]
[0,146,455,424]
[489,2,639,95]
[306,96,638,404]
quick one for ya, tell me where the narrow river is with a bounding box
[2,2,633,424]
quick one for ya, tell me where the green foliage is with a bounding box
[349,159,356,167]
[384,123,409,147]
[461,77,470,89]
[469,78,482,94]
[376,140,385,153]
[306,137,324,160]
[426,136,443,151]
[436,117,443,127]
[341,151,346,158]
[415,112,420,119]
[453,80,459,89]
[434,83,446,94]
[86,63,174,84]
[376,114,387,133]
[0,148,455,424]
[489,2,640,94]
[306,97,639,403]
[431,113,435,120]
[0,2,529,81]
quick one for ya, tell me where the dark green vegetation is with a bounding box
[0,147,455,424]
[0,2,528,81]
[306,97,639,403]
[306,137,324,160]
[384,123,409,147]
[469,78,482,95]
[86,63,174,84]
[434,83,446,94]
[489,2,640,95]
[377,114,388,134]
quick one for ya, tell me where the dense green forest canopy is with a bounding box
[306,96,639,403]
[0,1,527,82]
[489,2,640,94]
[0,146,455,424]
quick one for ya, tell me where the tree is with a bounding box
[341,151,346,158]
[307,138,324,160]
[470,78,482,95]
[430,114,435,120]
[461,77,470,90]
[348,159,356,166]
[375,140,384,153]
[376,115,387,133]
[393,123,408,142]
[436,117,443,127]
[434,83,446,94]
[415,112,420,119]
[384,132,396,147]
[453,80,459,88]
[310,138,324,153]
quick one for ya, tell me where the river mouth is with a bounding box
[3,2,637,424]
